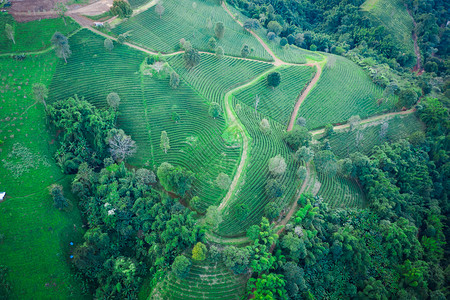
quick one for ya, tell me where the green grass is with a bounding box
[297,54,397,129]
[361,0,415,58]
[0,53,86,299]
[317,173,366,208]
[323,114,425,158]
[112,0,272,60]
[233,65,315,126]
[153,258,247,300]
[129,0,152,9]
[0,15,79,54]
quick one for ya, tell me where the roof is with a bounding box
[0,192,5,200]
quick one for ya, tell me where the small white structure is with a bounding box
[0,192,5,201]
[94,22,104,27]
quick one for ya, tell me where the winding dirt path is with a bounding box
[405,4,422,72]
[287,62,322,131]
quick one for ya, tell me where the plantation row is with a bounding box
[317,173,366,208]
[361,0,415,57]
[128,0,150,9]
[217,98,300,236]
[113,0,272,60]
[155,259,247,300]
[0,15,79,54]
[297,54,397,129]
[324,114,425,158]
[233,65,315,126]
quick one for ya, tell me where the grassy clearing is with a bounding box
[0,15,79,54]
[361,0,415,57]
[0,54,86,299]
[112,0,272,60]
[297,54,397,129]
[317,173,365,208]
[323,114,425,158]
[233,65,315,126]
[153,258,247,300]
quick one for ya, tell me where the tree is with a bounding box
[295,146,314,163]
[155,2,165,19]
[337,158,353,177]
[280,37,288,47]
[160,131,170,154]
[247,273,288,299]
[241,44,250,57]
[283,126,311,150]
[117,34,126,44]
[264,202,281,221]
[214,22,225,39]
[297,117,306,127]
[49,184,68,210]
[106,92,120,110]
[222,246,252,274]
[192,242,207,261]
[324,123,334,137]
[208,102,221,119]
[32,83,48,111]
[260,118,270,134]
[157,162,195,196]
[398,89,418,108]
[314,150,337,176]
[205,206,222,230]
[265,178,285,199]
[5,24,15,44]
[216,46,224,59]
[172,255,191,279]
[348,115,361,131]
[267,32,276,41]
[287,34,295,45]
[244,19,260,31]
[267,21,282,35]
[379,120,389,140]
[169,71,180,88]
[190,196,201,211]
[51,32,71,63]
[108,129,137,161]
[136,168,156,185]
[183,47,200,69]
[54,2,68,25]
[111,0,133,18]
[206,17,213,31]
[254,95,260,114]
[297,166,307,180]
[216,172,231,190]
[204,37,216,51]
[267,71,281,88]
[209,245,221,263]
[104,38,114,51]
[268,155,287,177]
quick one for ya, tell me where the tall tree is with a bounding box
[155,2,165,19]
[268,155,287,177]
[267,71,281,89]
[169,71,180,88]
[5,24,15,44]
[51,32,71,63]
[49,184,68,210]
[107,129,137,162]
[106,92,120,110]
[160,131,170,154]
[207,37,217,51]
[32,83,48,111]
[183,47,200,69]
[172,256,191,279]
[192,242,207,261]
[214,22,225,39]
[216,46,224,59]
[111,0,133,18]
[104,38,114,51]
[241,44,250,57]
[208,102,221,119]
[54,2,68,25]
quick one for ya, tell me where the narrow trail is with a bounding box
[310,108,416,136]
[287,62,322,131]
[405,4,422,72]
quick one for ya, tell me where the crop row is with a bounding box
[217,98,300,237]
[325,114,425,158]
[157,259,246,300]
[297,54,397,129]
[113,0,272,60]
[317,173,365,209]
[233,65,315,126]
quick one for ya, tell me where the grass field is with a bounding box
[129,0,152,9]
[0,54,86,299]
[317,173,365,208]
[297,54,397,130]
[322,114,425,158]
[153,258,247,300]
[361,0,415,59]
[0,15,79,54]
[112,0,272,60]
[233,65,316,126]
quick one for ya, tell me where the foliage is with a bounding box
[267,71,281,88]
[192,242,207,261]
[172,256,191,279]
[106,92,120,109]
[51,32,71,63]
[283,126,311,150]
[104,38,114,51]
[49,184,68,210]
[157,162,195,197]
[183,47,200,69]
[208,102,221,119]
[214,22,225,39]
[111,0,133,18]
[268,155,287,177]
[247,273,287,300]
[215,172,231,190]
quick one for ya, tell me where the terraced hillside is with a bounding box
[317,174,366,209]
[233,65,316,126]
[152,259,247,300]
[112,0,272,60]
[361,0,416,62]
[323,114,425,158]
[297,54,397,129]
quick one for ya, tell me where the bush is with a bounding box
[172,256,191,279]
